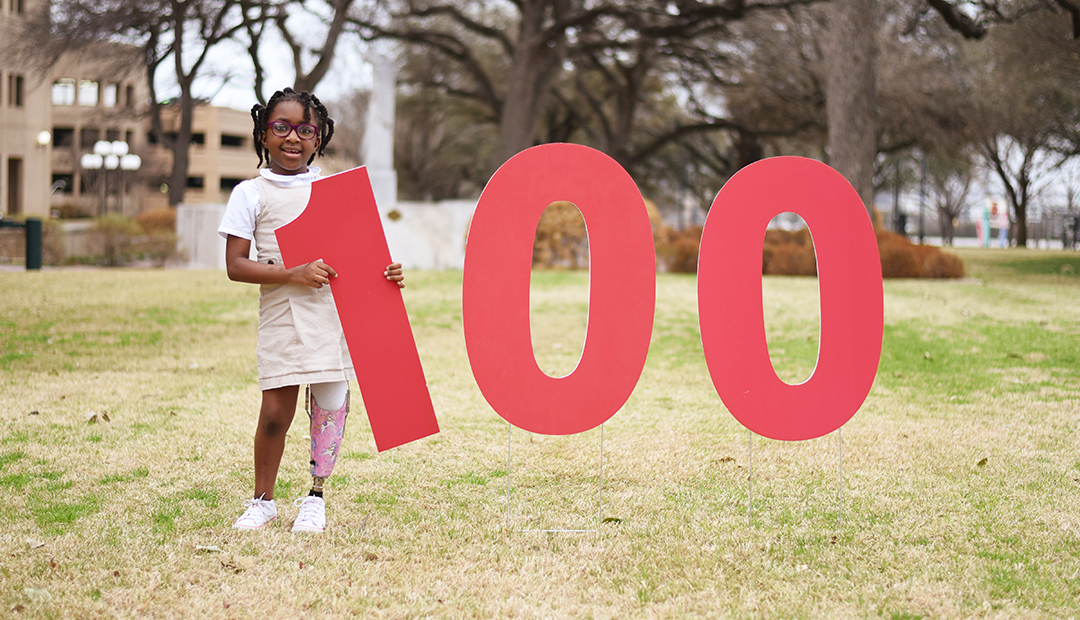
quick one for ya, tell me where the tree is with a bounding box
[967,11,1080,246]
[823,0,878,218]
[926,152,974,245]
[13,0,248,206]
[243,0,356,103]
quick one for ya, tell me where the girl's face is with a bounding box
[261,100,320,176]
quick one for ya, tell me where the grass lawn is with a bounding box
[1,248,1079,618]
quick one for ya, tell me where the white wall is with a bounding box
[176,199,477,271]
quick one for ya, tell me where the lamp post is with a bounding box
[80,140,141,215]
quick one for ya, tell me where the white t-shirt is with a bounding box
[217,167,321,240]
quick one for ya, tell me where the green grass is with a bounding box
[1,255,1079,617]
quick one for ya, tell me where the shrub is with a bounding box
[656,226,703,273]
[763,228,816,275]
[533,201,589,269]
[135,207,176,235]
[93,214,143,266]
[876,230,964,279]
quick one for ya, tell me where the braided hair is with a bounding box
[250,87,335,169]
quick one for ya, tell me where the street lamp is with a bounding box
[80,140,141,215]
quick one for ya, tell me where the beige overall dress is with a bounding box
[252,177,355,390]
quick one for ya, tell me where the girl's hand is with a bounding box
[291,259,337,288]
[385,262,405,289]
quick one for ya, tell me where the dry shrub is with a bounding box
[876,230,964,278]
[656,226,703,273]
[764,228,816,275]
[94,214,143,266]
[135,207,176,234]
[922,250,965,278]
[533,201,589,269]
[133,207,179,267]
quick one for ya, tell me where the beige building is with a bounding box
[2,0,262,221]
[147,104,261,210]
[0,0,51,218]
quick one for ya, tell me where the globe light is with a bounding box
[80,153,103,169]
[120,154,141,171]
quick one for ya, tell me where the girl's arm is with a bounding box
[225,234,336,288]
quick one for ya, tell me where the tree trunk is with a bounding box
[823,0,878,220]
[496,0,567,164]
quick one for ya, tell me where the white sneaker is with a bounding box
[232,496,277,530]
[292,496,326,533]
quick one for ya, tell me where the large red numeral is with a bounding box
[276,167,440,451]
[698,157,883,441]
[463,144,656,435]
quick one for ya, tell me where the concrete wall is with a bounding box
[176,199,477,271]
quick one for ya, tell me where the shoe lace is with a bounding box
[293,496,321,520]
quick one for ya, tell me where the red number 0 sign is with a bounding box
[462,144,657,435]
[698,157,883,440]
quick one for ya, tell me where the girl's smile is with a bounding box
[262,100,320,175]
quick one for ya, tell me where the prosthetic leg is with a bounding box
[292,385,350,533]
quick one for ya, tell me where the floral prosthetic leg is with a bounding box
[306,386,350,492]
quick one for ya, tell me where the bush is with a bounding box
[763,228,816,275]
[93,214,143,266]
[876,230,964,279]
[656,226,703,273]
[533,201,589,269]
[135,207,176,235]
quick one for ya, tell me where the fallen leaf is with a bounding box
[977,457,988,467]
[11,604,25,613]
[28,410,39,416]
[101,412,111,422]
[363,551,379,562]
[602,517,622,524]
[85,412,99,423]
[26,539,45,549]
[195,545,223,553]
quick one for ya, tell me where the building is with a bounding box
[1,0,153,219]
[0,0,51,218]
[145,104,262,210]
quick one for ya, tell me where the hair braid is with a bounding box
[250,87,336,169]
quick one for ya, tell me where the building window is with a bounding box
[53,127,75,147]
[220,177,244,192]
[79,127,99,149]
[106,129,120,141]
[7,73,24,107]
[102,83,118,108]
[186,176,205,189]
[221,134,245,148]
[52,78,76,106]
[6,158,23,216]
[10,0,24,15]
[125,85,135,107]
[78,80,99,106]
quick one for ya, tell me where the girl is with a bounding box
[218,87,404,533]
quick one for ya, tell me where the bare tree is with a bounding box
[926,152,974,245]
[243,0,356,102]
[13,0,248,206]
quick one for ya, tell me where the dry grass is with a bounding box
[2,249,1080,618]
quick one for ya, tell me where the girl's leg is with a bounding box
[253,385,301,500]
[306,380,350,495]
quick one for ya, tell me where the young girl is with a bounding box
[218,87,404,533]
